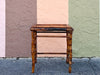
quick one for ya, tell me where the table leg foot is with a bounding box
[32,63,35,73]
[69,65,71,73]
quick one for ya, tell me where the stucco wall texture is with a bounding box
[6,0,68,57]
[0,0,5,57]
[37,0,68,57]
[6,0,100,57]
[6,0,37,57]
[69,0,100,57]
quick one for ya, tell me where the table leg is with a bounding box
[31,31,36,73]
[66,33,70,64]
[35,32,37,63]
[67,31,72,73]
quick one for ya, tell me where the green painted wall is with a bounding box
[69,0,100,57]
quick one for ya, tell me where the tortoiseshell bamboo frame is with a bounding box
[31,24,73,73]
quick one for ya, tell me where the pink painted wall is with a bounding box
[37,0,68,57]
[37,0,68,24]
[0,0,5,57]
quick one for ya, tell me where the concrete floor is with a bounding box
[0,58,100,75]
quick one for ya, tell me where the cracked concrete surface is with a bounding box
[0,58,100,75]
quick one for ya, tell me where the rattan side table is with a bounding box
[30,24,74,73]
